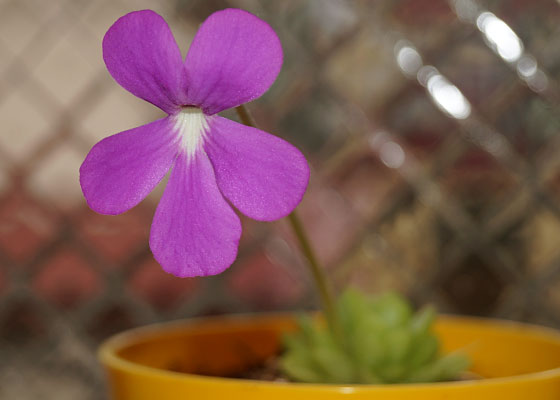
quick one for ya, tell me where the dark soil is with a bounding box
[224,355,483,382]
[227,356,288,382]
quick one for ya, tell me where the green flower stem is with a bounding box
[286,211,337,328]
[235,105,338,332]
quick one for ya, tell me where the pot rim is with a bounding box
[99,312,560,390]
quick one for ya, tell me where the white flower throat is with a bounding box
[173,107,210,159]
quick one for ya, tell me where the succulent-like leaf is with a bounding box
[280,290,470,384]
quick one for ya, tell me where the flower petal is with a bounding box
[80,117,178,215]
[103,10,186,114]
[184,9,283,115]
[205,116,309,221]
[149,152,241,277]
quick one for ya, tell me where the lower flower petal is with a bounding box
[80,117,178,215]
[149,152,241,277]
[205,116,310,221]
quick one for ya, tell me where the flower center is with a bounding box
[173,107,210,160]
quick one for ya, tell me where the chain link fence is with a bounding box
[1,0,560,398]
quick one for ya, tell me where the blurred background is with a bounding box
[1,0,560,398]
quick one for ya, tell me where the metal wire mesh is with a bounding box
[1,0,560,398]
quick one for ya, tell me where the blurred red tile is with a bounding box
[128,258,199,310]
[394,0,453,25]
[440,148,518,207]
[77,207,150,266]
[0,192,58,263]
[33,247,101,309]
[228,251,304,309]
[0,266,6,294]
[87,304,136,343]
[288,185,362,267]
[335,155,400,219]
[546,172,560,202]
[238,216,268,247]
[0,300,48,344]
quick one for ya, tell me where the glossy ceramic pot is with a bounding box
[99,314,560,399]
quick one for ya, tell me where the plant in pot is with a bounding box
[79,8,560,400]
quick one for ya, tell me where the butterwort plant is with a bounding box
[80,9,309,278]
[80,8,468,384]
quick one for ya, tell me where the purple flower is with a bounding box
[79,9,309,277]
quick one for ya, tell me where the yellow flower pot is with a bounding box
[99,314,560,399]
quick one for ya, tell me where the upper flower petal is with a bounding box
[183,9,283,115]
[80,117,178,215]
[205,116,309,221]
[103,10,187,114]
[149,152,241,277]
